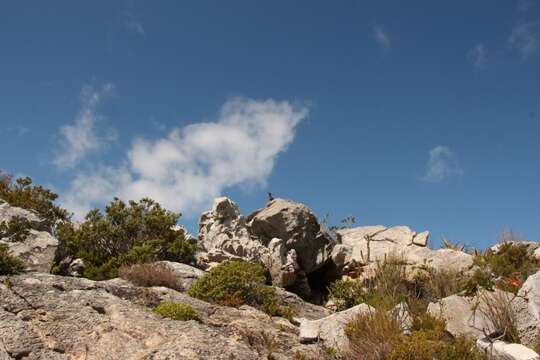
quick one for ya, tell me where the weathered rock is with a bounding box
[392,302,413,334]
[428,290,527,341]
[267,238,299,287]
[517,270,540,347]
[477,338,540,360]
[247,198,335,274]
[67,258,85,277]
[198,197,337,298]
[299,303,374,349]
[0,272,329,360]
[0,229,58,272]
[0,201,43,230]
[336,225,473,272]
[155,261,205,291]
[428,294,491,339]
[412,230,430,246]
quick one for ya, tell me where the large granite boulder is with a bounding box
[198,197,334,297]
[335,225,473,273]
[247,198,335,274]
[299,303,374,349]
[0,272,330,360]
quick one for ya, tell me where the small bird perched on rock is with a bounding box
[268,192,274,202]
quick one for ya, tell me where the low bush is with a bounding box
[328,278,364,311]
[346,308,485,360]
[53,198,195,280]
[345,309,403,360]
[0,216,31,242]
[471,240,540,294]
[0,244,25,275]
[0,173,69,230]
[118,262,182,291]
[188,260,293,318]
[153,301,199,321]
[388,331,484,360]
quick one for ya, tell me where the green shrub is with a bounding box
[388,331,484,360]
[0,244,25,275]
[462,268,494,296]
[153,301,199,321]
[0,174,69,230]
[475,242,539,279]
[328,278,364,311]
[188,260,293,318]
[0,216,31,242]
[53,198,195,280]
[470,241,539,294]
[345,302,486,360]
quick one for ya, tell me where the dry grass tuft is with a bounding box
[474,290,520,343]
[345,309,403,360]
[119,262,183,291]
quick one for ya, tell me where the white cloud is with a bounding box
[54,84,117,169]
[62,97,308,219]
[422,146,463,183]
[468,43,487,68]
[373,26,391,51]
[509,22,540,59]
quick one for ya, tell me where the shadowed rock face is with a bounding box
[0,272,330,360]
[247,198,335,275]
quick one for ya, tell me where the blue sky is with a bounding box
[1,1,539,248]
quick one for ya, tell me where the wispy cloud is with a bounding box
[468,43,487,68]
[53,84,117,169]
[509,22,540,59]
[372,25,391,51]
[62,97,308,219]
[123,10,145,36]
[1,126,30,137]
[422,146,463,183]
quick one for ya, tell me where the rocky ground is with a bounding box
[2,197,540,359]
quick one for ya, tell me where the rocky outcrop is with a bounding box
[0,230,58,272]
[298,303,374,349]
[0,201,43,230]
[336,225,473,273]
[0,272,330,360]
[198,197,334,298]
[427,293,493,339]
[155,261,205,291]
[0,201,58,272]
[517,270,540,347]
[247,199,335,274]
[477,338,540,360]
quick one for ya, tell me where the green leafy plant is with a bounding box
[0,244,25,275]
[153,301,199,321]
[328,278,364,311]
[188,260,293,318]
[53,198,195,280]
